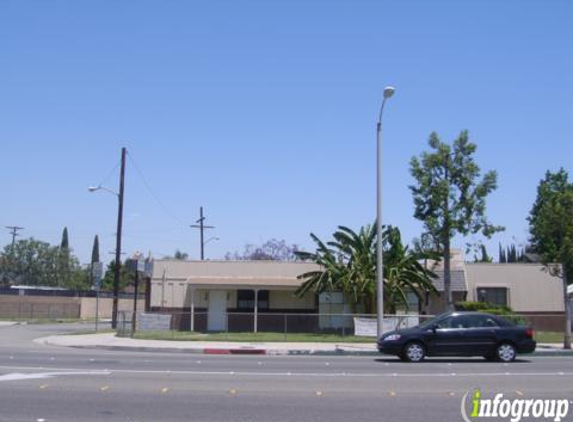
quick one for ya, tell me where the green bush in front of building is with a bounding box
[454,301,526,325]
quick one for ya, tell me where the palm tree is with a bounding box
[295,224,438,314]
[383,227,438,313]
[293,233,344,300]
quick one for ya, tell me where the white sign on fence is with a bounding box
[137,313,172,332]
[354,315,421,337]
[353,317,377,337]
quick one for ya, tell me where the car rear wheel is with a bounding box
[401,342,426,362]
[496,343,517,362]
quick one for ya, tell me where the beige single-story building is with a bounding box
[149,254,569,332]
[465,263,566,331]
[149,260,320,332]
[465,263,564,313]
[421,250,567,331]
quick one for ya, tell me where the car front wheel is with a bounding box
[402,342,426,362]
[496,343,517,362]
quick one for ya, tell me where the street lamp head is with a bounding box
[205,236,220,245]
[383,86,396,99]
[88,186,100,192]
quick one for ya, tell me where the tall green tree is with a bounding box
[89,235,100,287]
[528,168,573,349]
[474,244,492,263]
[91,235,100,264]
[102,260,135,292]
[410,131,504,311]
[0,238,89,289]
[295,224,437,314]
[499,243,507,263]
[58,227,71,287]
[60,227,69,250]
[173,250,189,260]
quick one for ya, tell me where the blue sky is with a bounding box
[1,1,572,263]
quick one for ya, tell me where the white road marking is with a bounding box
[0,365,571,379]
[0,371,110,382]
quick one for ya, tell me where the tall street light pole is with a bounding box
[89,147,126,329]
[376,86,395,338]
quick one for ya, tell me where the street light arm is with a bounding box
[377,98,387,128]
[88,185,119,197]
[204,236,220,245]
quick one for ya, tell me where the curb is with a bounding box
[532,349,573,357]
[49,344,573,357]
[204,348,267,355]
[37,337,573,357]
[0,321,24,327]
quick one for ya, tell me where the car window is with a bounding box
[435,316,451,329]
[435,316,463,329]
[459,314,500,328]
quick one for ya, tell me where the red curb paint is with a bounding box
[229,349,266,355]
[204,349,231,355]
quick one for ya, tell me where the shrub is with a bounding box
[454,301,526,324]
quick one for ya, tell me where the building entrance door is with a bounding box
[208,291,227,331]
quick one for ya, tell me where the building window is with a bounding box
[237,290,269,311]
[477,287,508,307]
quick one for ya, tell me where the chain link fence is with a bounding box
[116,310,570,344]
[117,310,435,339]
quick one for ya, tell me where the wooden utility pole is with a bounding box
[190,207,215,260]
[112,147,126,329]
[5,226,24,250]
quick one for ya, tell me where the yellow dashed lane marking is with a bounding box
[100,386,110,392]
[316,391,324,397]
[161,388,170,393]
[229,389,238,395]
[39,384,48,390]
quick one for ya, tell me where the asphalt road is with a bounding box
[1,323,573,422]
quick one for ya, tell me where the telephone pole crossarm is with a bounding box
[190,206,215,260]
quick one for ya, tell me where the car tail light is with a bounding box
[525,328,534,339]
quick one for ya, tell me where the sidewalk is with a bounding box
[34,332,573,356]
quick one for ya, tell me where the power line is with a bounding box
[126,151,190,228]
[96,159,121,188]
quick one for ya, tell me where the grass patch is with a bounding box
[68,329,116,335]
[0,317,82,324]
[535,331,565,343]
[132,331,374,343]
